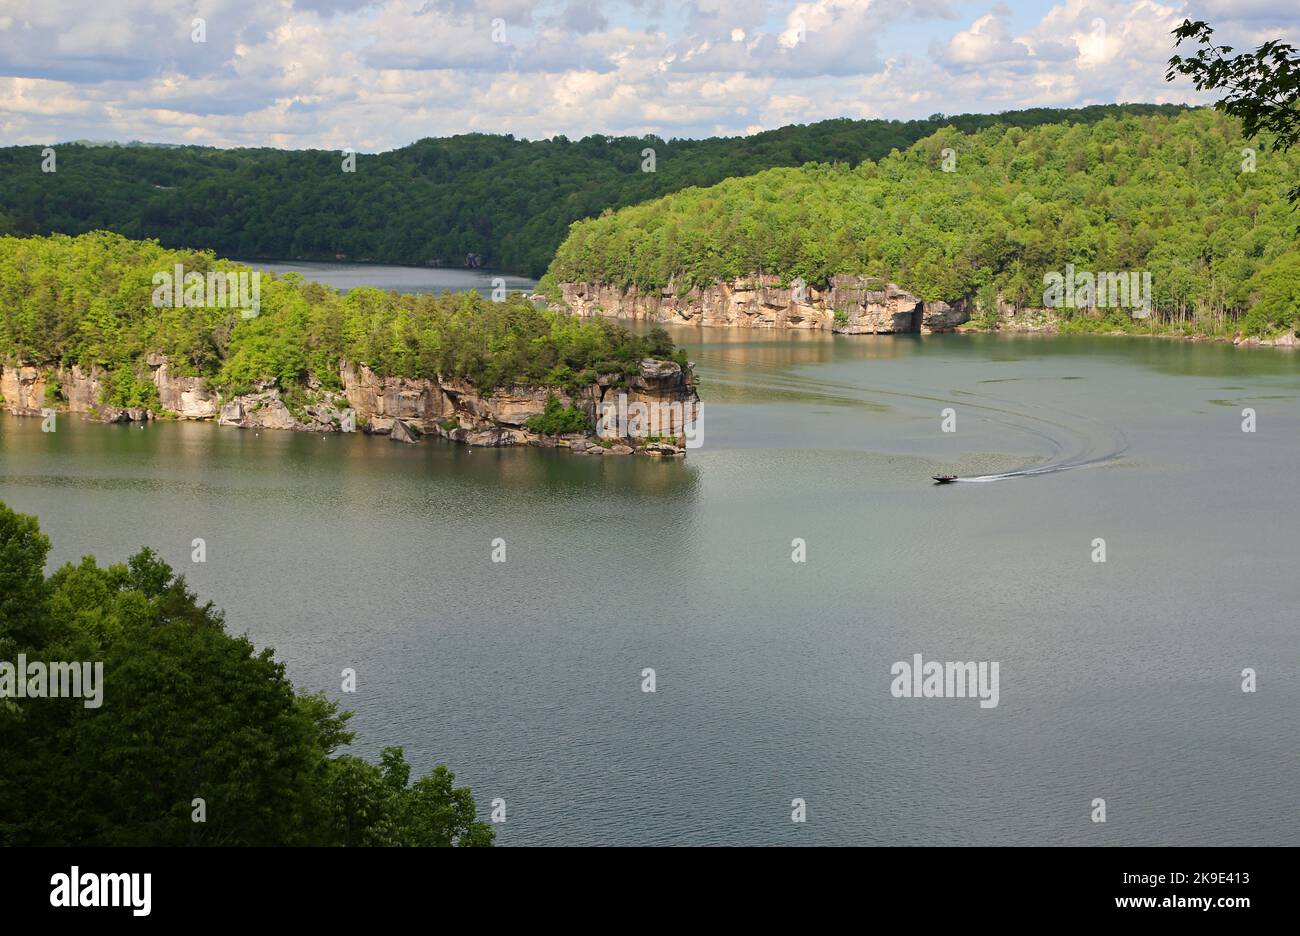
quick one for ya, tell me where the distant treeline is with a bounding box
[0,232,684,410]
[0,105,1186,277]
[547,109,1300,336]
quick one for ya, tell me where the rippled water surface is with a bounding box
[3,327,1298,845]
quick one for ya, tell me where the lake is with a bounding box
[242,260,537,297]
[2,319,1298,845]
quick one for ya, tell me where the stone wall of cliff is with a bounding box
[337,359,698,454]
[1,356,700,457]
[559,276,971,334]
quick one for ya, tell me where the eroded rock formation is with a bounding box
[559,276,970,334]
[1,356,700,457]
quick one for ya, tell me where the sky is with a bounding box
[0,0,1297,151]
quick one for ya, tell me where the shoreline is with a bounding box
[554,280,1299,348]
[0,358,700,458]
[954,322,1300,348]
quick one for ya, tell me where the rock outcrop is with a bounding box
[389,419,419,444]
[983,302,1061,333]
[0,359,212,423]
[1235,330,1300,348]
[2,355,701,457]
[339,362,451,434]
[0,365,46,415]
[147,353,219,419]
[340,360,699,454]
[560,276,970,334]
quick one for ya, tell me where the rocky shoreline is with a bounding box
[0,356,701,457]
[559,276,969,334]
[956,319,1300,347]
[558,278,1300,347]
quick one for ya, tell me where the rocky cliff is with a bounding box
[1,357,700,457]
[559,276,970,334]
[0,364,45,416]
[337,360,697,454]
[558,278,1299,348]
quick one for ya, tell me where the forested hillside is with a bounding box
[0,105,1184,277]
[0,232,682,409]
[547,109,1300,334]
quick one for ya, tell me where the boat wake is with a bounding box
[946,393,1129,483]
[702,355,1129,483]
[955,444,1127,482]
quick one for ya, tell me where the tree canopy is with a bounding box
[0,105,1186,277]
[0,232,686,408]
[1168,19,1300,203]
[0,500,493,846]
[547,109,1300,335]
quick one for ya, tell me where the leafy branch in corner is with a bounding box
[1167,19,1300,203]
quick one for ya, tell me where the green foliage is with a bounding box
[0,501,51,657]
[101,366,160,409]
[1245,250,1300,334]
[1168,20,1299,203]
[322,749,493,847]
[0,500,493,846]
[0,106,1187,278]
[535,271,563,302]
[0,232,685,396]
[0,230,235,370]
[974,282,1001,329]
[549,110,1300,334]
[526,394,591,435]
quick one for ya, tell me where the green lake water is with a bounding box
[2,327,1297,845]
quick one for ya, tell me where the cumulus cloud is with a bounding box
[0,0,1297,148]
[944,8,1030,67]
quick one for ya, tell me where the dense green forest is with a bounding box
[0,105,1186,277]
[548,109,1300,336]
[0,232,684,409]
[0,500,492,845]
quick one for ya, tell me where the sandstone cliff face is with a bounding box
[147,353,219,419]
[62,365,102,413]
[0,365,46,415]
[339,362,450,434]
[0,358,222,423]
[2,356,700,456]
[340,361,698,454]
[218,392,336,432]
[560,276,970,334]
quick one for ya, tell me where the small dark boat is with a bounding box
[932,474,958,484]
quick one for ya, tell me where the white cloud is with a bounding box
[945,10,1030,66]
[0,0,1297,148]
